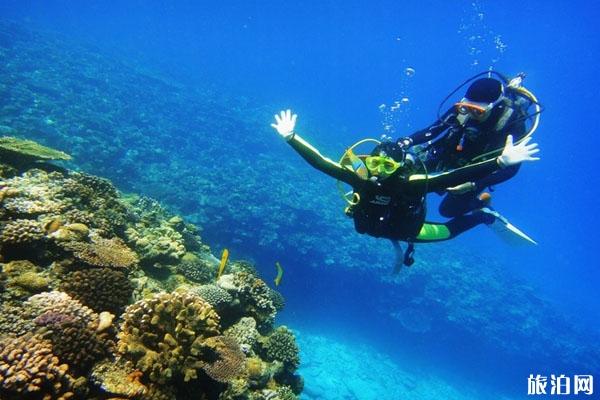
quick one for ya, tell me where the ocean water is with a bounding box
[1,1,599,399]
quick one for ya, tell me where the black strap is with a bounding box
[403,242,415,266]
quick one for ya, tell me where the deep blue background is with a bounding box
[2,0,599,397]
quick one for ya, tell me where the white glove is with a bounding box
[497,135,540,168]
[271,109,297,141]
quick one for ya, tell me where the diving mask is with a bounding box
[455,96,502,119]
[365,155,402,175]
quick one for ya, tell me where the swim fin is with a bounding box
[480,207,538,245]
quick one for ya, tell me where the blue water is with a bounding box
[2,1,599,398]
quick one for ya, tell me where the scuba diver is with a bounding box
[271,109,540,272]
[399,71,542,219]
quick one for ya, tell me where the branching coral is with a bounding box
[0,333,75,399]
[59,267,133,313]
[0,170,67,216]
[0,219,44,244]
[117,291,221,384]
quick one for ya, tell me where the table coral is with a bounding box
[117,291,221,384]
[60,233,138,268]
[0,136,71,162]
[197,335,245,383]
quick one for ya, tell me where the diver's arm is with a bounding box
[271,109,361,186]
[474,164,520,191]
[287,134,361,185]
[408,135,540,193]
[409,158,501,193]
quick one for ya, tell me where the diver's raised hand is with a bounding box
[271,109,297,141]
[497,135,540,168]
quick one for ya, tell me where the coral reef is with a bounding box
[0,87,302,398]
[0,333,75,399]
[117,291,221,384]
[225,317,260,351]
[176,253,214,283]
[59,267,133,313]
[197,335,245,383]
[59,233,138,269]
[193,284,233,311]
[0,136,71,167]
[261,326,300,372]
[0,219,45,244]
[1,260,50,298]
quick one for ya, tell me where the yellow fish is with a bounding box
[216,248,229,280]
[274,261,284,286]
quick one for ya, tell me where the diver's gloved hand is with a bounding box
[446,181,476,194]
[271,109,297,141]
[497,135,540,168]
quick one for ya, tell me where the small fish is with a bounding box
[274,261,284,286]
[216,248,229,280]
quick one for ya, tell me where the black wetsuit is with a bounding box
[408,93,530,217]
[287,134,499,242]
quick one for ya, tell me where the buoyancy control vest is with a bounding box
[349,176,426,241]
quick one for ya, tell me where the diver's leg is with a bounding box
[415,212,495,243]
[438,192,481,218]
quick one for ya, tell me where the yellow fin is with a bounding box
[274,261,284,286]
[216,249,229,280]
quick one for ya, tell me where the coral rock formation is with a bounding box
[117,291,221,384]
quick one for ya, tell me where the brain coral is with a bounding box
[117,291,221,384]
[263,326,300,372]
[59,267,133,313]
[0,333,75,399]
